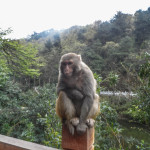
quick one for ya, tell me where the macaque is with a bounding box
[56,53,100,135]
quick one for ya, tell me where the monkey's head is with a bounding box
[60,53,82,77]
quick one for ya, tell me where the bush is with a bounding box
[127,52,150,125]
[0,82,61,148]
[95,101,123,150]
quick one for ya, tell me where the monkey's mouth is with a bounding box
[64,72,72,77]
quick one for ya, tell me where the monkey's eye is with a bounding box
[62,62,66,66]
[68,62,73,65]
[62,61,73,66]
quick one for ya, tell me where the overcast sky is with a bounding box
[0,0,150,39]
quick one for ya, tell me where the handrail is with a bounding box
[0,134,58,150]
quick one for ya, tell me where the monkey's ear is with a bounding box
[78,55,82,61]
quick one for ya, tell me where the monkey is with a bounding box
[56,53,100,135]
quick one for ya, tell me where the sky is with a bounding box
[0,0,150,39]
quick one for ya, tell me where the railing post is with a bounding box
[62,124,94,150]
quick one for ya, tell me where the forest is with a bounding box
[0,7,150,150]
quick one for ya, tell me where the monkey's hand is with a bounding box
[76,123,88,135]
[70,117,79,126]
[86,118,95,128]
[66,89,84,100]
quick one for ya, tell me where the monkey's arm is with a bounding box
[56,79,66,95]
[65,89,84,100]
[80,94,94,122]
[79,72,95,123]
[76,92,94,134]
[57,81,83,100]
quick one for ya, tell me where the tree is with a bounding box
[110,11,134,41]
[53,33,61,48]
[0,29,40,78]
[45,39,53,51]
[134,7,150,46]
[95,21,113,44]
[82,40,103,74]
[128,52,150,125]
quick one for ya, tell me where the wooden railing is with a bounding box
[0,134,58,150]
[0,125,95,150]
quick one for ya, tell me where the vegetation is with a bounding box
[127,52,150,125]
[0,7,150,150]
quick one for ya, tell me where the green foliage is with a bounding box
[44,102,62,148]
[110,11,134,41]
[136,140,150,150]
[127,52,150,125]
[139,52,150,85]
[20,122,36,142]
[82,41,103,73]
[94,73,123,149]
[95,21,113,44]
[0,29,40,78]
[0,77,125,149]
[23,7,150,90]
[94,72,119,92]
[0,64,10,88]
[2,40,40,77]
[95,101,123,150]
[134,7,150,46]
[1,6,150,150]
[44,39,53,53]
[29,29,56,40]
[94,73,103,92]
[0,82,61,147]
[107,72,119,91]
[119,36,135,52]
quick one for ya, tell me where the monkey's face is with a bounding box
[61,60,74,77]
[60,53,82,78]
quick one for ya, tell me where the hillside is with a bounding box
[21,8,150,91]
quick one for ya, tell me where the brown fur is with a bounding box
[56,53,100,135]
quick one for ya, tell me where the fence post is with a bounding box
[62,124,94,150]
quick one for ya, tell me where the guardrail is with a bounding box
[100,91,137,97]
[0,134,58,150]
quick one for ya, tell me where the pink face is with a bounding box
[61,60,74,77]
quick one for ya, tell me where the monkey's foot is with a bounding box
[86,118,95,128]
[70,117,79,127]
[76,123,88,135]
[65,120,75,135]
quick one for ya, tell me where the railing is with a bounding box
[100,91,137,97]
[0,134,58,150]
[0,125,95,150]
